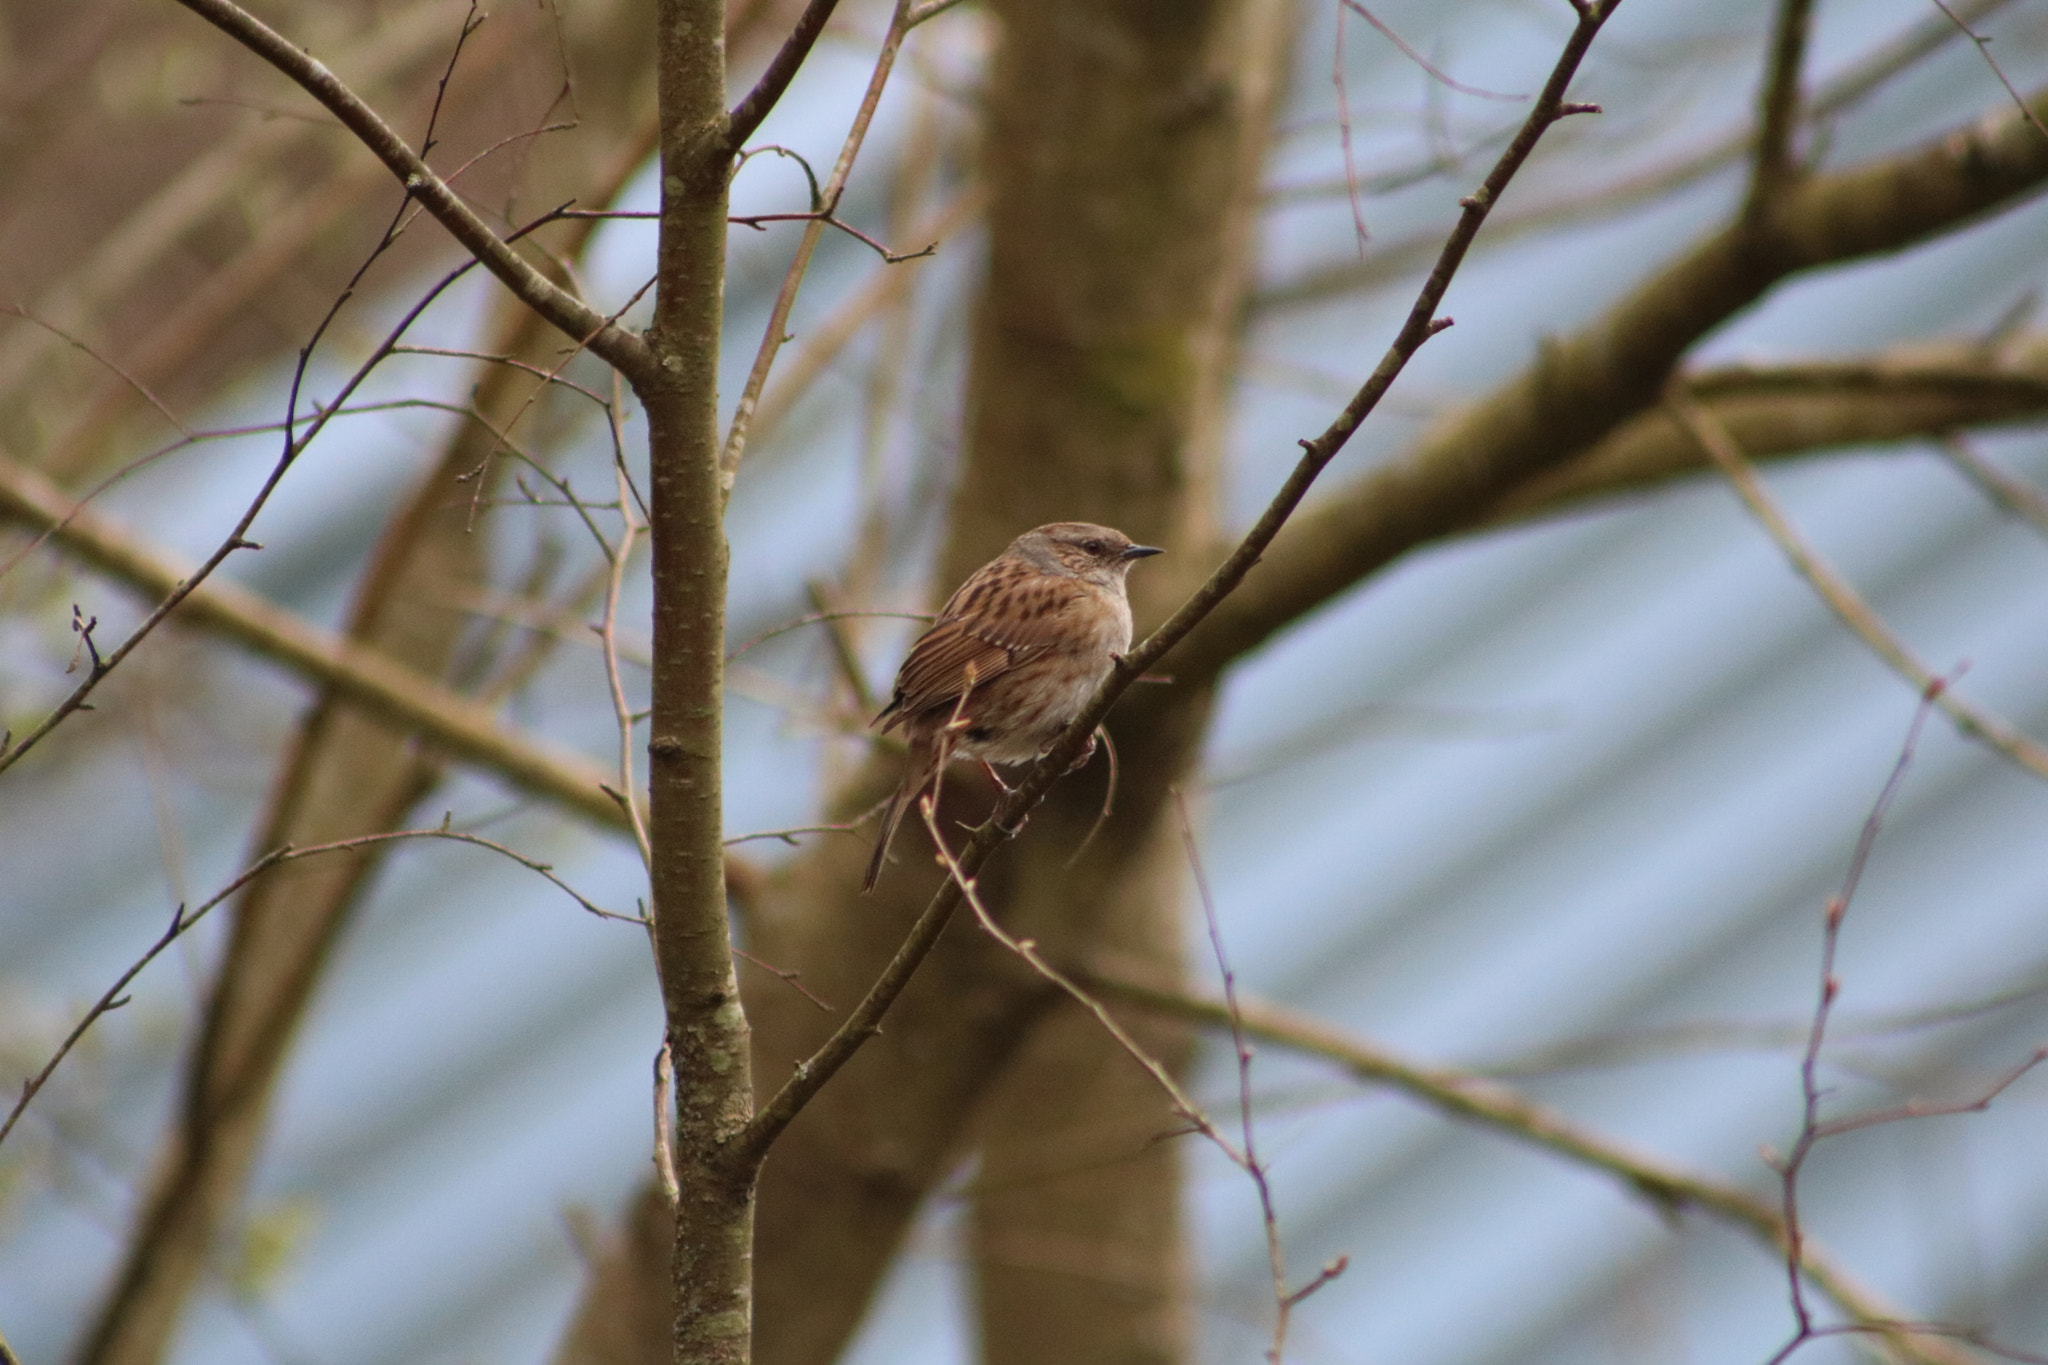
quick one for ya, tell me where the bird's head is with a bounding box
[1014,522,1164,585]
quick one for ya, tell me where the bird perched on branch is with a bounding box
[862,521,1164,892]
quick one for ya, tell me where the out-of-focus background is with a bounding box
[2,1,2047,1363]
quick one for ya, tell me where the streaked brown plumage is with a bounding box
[862,521,1163,892]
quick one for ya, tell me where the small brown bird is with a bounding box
[862,521,1163,892]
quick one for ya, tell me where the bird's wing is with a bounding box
[876,567,1091,730]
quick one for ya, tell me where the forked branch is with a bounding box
[172,0,655,384]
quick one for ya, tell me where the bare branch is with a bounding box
[745,187,983,452]
[1765,680,1941,1354]
[0,826,633,1151]
[1813,1047,2048,1140]
[1747,0,1816,220]
[1084,968,1980,1365]
[1189,77,2048,684]
[1488,343,2048,522]
[1340,2,1526,102]
[719,0,919,491]
[598,376,655,872]
[920,799,1222,1148]
[732,948,837,1012]
[1173,791,1339,1363]
[725,0,846,153]
[1259,0,2023,312]
[1930,0,2048,145]
[0,450,631,829]
[172,0,654,384]
[0,305,194,438]
[1942,433,2048,538]
[1668,389,2048,785]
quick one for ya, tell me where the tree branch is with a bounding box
[0,451,631,830]
[1746,0,1816,220]
[1083,969,1980,1365]
[1487,339,2048,521]
[1668,388,2048,784]
[1183,78,2048,685]
[1,827,632,1153]
[642,0,749,1359]
[724,0,845,153]
[1256,0,2021,316]
[719,0,918,491]
[172,0,655,386]
[1942,434,2048,537]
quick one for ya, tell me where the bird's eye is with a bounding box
[1083,539,1105,555]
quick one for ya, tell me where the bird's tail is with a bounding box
[862,742,936,893]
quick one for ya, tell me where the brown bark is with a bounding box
[1489,339,2048,523]
[642,0,750,1357]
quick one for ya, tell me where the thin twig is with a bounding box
[561,207,938,263]
[388,344,614,408]
[1062,727,1120,868]
[1259,0,2022,314]
[722,822,865,847]
[599,368,654,872]
[1670,389,2048,784]
[1929,0,2048,144]
[0,824,635,1151]
[1812,1047,2048,1140]
[0,447,642,831]
[0,139,626,772]
[1767,681,1941,1354]
[0,305,194,437]
[1082,967,1980,1365]
[903,0,971,25]
[726,608,931,664]
[806,580,880,715]
[732,210,937,263]
[1174,791,1345,1362]
[1940,434,2048,538]
[1341,2,1525,102]
[746,187,982,454]
[1331,0,1372,255]
[0,146,436,774]
[173,0,651,381]
[918,800,1227,1148]
[733,948,837,1012]
[718,0,919,491]
[1755,680,2030,1365]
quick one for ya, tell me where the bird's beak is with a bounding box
[1121,544,1164,560]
